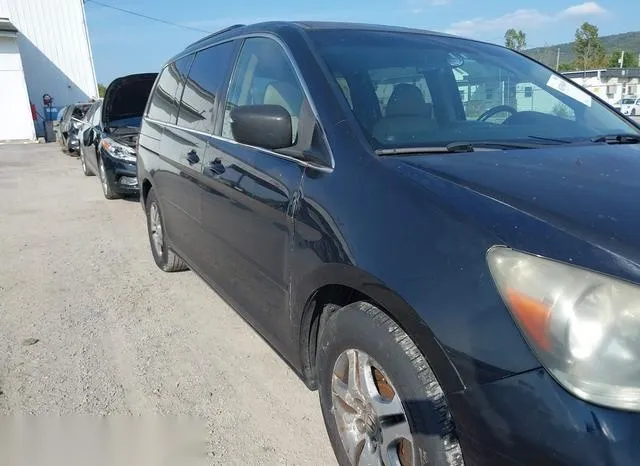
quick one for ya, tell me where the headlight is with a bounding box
[101,138,136,162]
[488,246,640,411]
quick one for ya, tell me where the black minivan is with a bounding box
[137,22,640,466]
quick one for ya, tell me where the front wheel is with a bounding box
[98,157,119,199]
[317,302,464,466]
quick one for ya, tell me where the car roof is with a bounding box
[171,21,457,63]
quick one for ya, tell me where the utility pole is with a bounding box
[556,47,560,71]
[619,50,625,69]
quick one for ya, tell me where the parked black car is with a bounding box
[83,73,157,199]
[137,22,640,466]
[59,102,91,152]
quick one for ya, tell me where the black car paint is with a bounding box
[137,22,640,465]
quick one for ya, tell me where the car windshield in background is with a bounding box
[621,98,637,104]
[71,104,91,120]
[309,30,640,151]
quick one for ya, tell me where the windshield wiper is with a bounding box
[375,140,541,156]
[527,135,573,144]
[375,142,474,155]
[590,133,640,144]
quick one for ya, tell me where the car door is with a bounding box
[81,101,102,172]
[200,37,315,348]
[146,55,200,257]
[155,42,238,265]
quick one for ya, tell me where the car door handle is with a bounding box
[207,158,226,175]
[186,149,200,165]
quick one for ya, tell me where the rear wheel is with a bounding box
[145,188,188,272]
[317,302,464,466]
[98,157,119,199]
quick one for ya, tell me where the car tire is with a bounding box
[145,188,188,272]
[80,148,94,176]
[633,109,637,116]
[98,156,120,200]
[317,302,464,466]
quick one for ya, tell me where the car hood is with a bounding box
[395,144,640,275]
[102,73,157,129]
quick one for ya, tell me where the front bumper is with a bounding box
[99,148,139,195]
[449,368,640,465]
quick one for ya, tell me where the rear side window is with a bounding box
[147,55,193,124]
[177,41,235,134]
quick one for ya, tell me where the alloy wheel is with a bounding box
[149,202,164,256]
[331,349,414,466]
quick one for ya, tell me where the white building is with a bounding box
[0,0,97,141]
[563,68,640,106]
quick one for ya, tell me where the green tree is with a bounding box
[558,62,577,72]
[98,83,107,97]
[573,22,607,70]
[608,50,639,68]
[505,29,527,51]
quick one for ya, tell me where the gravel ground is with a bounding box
[0,143,335,465]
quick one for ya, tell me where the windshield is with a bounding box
[309,30,640,150]
[621,98,637,105]
[72,104,91,119]
[107,116,142,130]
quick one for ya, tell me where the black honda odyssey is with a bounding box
[137,22,640,466]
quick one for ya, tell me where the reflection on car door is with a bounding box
[158,42,237,265]
[201,37,309,351]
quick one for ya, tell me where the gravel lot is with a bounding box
[0,143,334,465]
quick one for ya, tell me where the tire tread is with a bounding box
[163,249,189,272]
[352,301,465,466]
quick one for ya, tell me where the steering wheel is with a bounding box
[477,105,517,122]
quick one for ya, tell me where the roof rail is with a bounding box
[190,24,245,47]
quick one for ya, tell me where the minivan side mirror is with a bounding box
[230,105,293,150]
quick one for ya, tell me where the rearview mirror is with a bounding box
[230,105,293,150]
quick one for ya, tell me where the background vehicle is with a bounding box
[53,105,67,143]
[138,22,640,466]
[84,73,156,199]
[619,96,640,115]
[59,102,91,152]
[76,99,102,176]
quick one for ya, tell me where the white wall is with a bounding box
[0,0,98,135]
[0,35,35,141]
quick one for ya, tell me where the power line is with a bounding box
[84,0,212,34]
